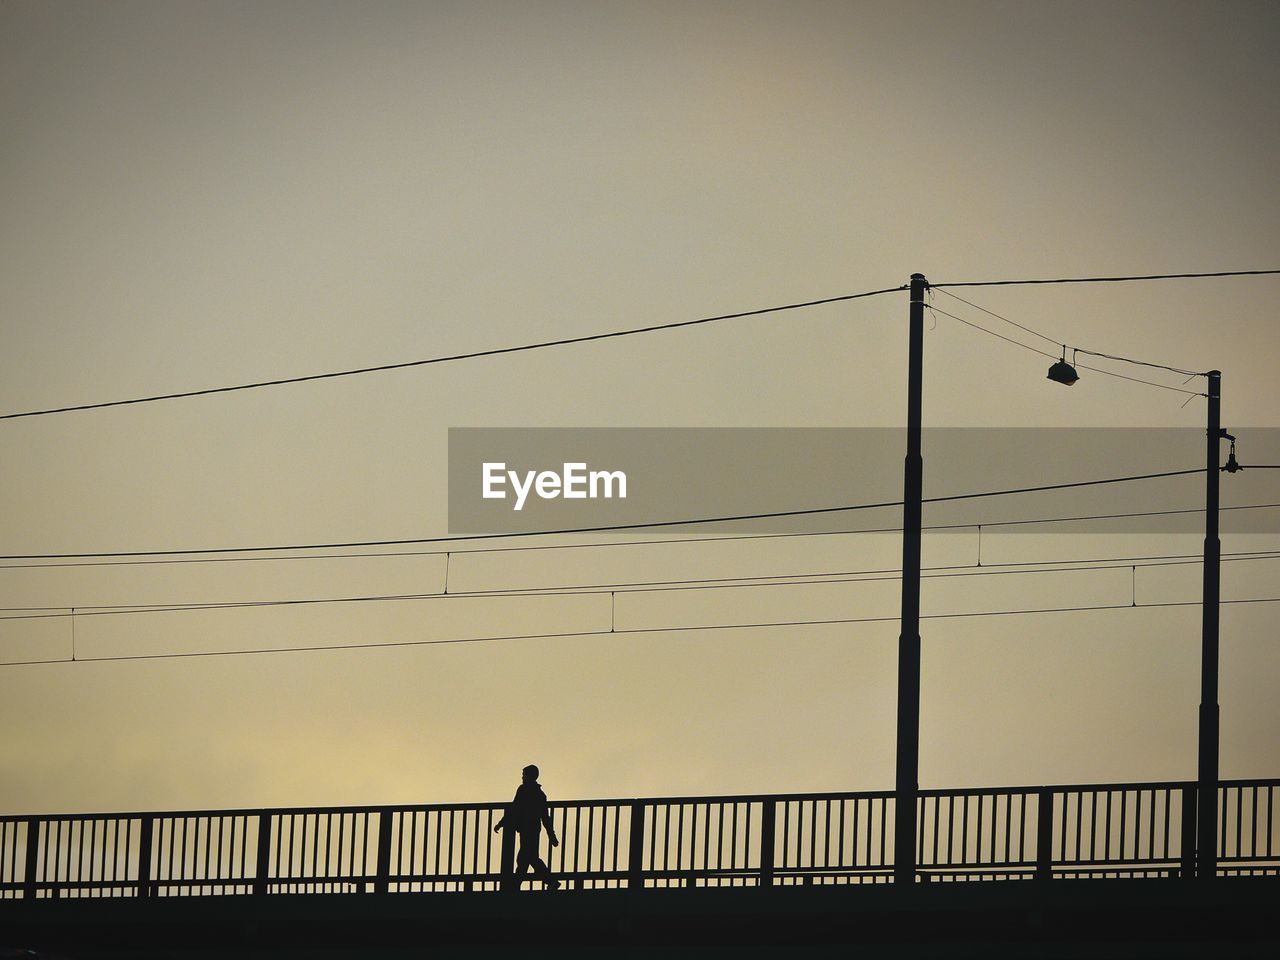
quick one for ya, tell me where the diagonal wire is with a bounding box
[0,286,906,421]
[933,287,1062,348]
[929,269,1280,288]
[1,501,1276,570]
[3,550,1279,621]
[5,595,1279,666]
[927,305,1205,397]
[932,286,1206,378]
[0,467,1206,560]
[1072,347,1204,379]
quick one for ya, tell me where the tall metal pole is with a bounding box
[894,273,927,885]
[1197,369,1222,879]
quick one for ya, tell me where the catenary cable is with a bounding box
[926,305,1206,396]
[933,288,1207,379]
[0,286,906,421]
[4,550,1278,621]
[4,271,1275,422]
[929,269,1280,289]
[0,468,1207,561]
[2,502,1274,570]
[5,595,1278,666]
[932,287,1063,348]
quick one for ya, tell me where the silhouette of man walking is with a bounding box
[495,764,560,890]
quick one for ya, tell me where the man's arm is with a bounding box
[493,790,519,834]
[541,793,559,847]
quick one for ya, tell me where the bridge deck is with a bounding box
[3,877,1278,957]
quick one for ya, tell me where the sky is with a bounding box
[1,0,1278,817]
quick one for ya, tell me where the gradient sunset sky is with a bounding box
[2,0,1278,815]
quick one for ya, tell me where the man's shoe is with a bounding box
[546,878,561,890]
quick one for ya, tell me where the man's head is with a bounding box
[522,764,539,783]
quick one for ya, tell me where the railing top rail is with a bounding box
[919,780,1196,797]
[1041,777,1278,794]
[568,788,897,806]
[4,777,1276,825]
[0,790,894,823]
[0,802,504,822]
[921,777,1280,797]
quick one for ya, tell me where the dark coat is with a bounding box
[505,782,553,834]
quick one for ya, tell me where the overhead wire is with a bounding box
[1071,361,1205,396]
[1071,346,1204,379]
[926,304,1058,359]
[0,285,906,422]
[6,595,1279,666]
[943,501,1280,532]
[3,273,1274,655]
[3,270,1275,423]
[926,304,1206,396]
[1,501,1276,571]
[931,288,1062,349]
[932,285,1220,382]
[0,468,1208,561]
[929,269,1280,289]
[4,549,1279,621]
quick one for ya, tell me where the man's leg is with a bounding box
[515,832,540,890]
[531,856,557,885]
[520,831,559,889]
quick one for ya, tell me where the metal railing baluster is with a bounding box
[1162,791,1170,862]
[1147,789,1156,865]
[877,797,886,869]
[627,801,645,889]
[7,780,1277,895]
[1036,789,1053,881]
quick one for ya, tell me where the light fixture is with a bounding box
[1047,347,1079,386]
[1223,434,1243,473]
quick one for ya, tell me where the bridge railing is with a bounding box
[1,779,1275,898]
[919,781,1193,881]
